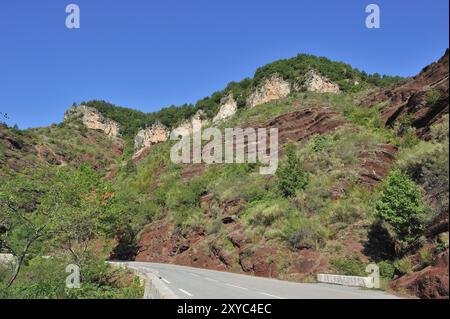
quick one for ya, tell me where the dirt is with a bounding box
[357,144,398,190]
[261,106,346,144]
[391,250,449,299]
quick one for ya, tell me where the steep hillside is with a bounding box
[1,51,448,299]
[127,51,448,298]
[0,119,123,176]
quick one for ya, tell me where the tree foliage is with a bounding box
[375,170,428,244]
[253,53,403,92]
[276,143,309,197]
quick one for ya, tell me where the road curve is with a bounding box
[121,261,399,299]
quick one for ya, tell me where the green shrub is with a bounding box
[283,215,326,249]
[331,256,366,276]
[430,114,449,142]
[277,143,309,197]
[246,200,288,227]
[378,260,396,279]
[375,170,428,244]
[310,134,331,153]
[394,257,413,275]
[425,89,442,106]
[418,247,433,266]
[397,134,449,218]
[0,256,143,299]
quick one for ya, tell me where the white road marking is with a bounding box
[161,278,171,284]
[205,277,219,283]
[178,288,193,297]
[226,283,248,290]
[258,292,285,299]
[189,272,201,277]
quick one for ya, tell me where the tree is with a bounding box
[41,165,119,267]
[276,142,309,197]
[375,170,428,244]
[0,171,48,287]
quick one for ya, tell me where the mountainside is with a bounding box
[1,51,448,299]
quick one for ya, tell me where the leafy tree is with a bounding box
[375,170,428,244]
[0,171,49,287]
[276,143,309,197]
[40,165,119,266]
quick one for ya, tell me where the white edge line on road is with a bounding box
[226,283,248,290]
[258,292,285,299]
[161,278,171,284]
[189,272,201,277]
[204,277,219,283]
[178,288,193,297]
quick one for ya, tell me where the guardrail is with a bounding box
[317,273,374,288]
[109,261,179,299]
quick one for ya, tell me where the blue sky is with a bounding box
[0,0,448,129]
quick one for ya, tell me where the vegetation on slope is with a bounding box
[1,53,446,299]
[82,54,404,142]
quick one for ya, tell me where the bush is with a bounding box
[310,134,331,153]
[277,143,309,197]
[246,200,288,227]
[425,89,442,106]
[0,256,143,299]
[283,215,326,249]
[378,260,396,279]
[375,170,428,244]
[419,247,433,266]
[394,257,413,275]
[331,256,366,276]
[397,133,449,218]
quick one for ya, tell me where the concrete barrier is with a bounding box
[317,273,373,288]
[143,270,179,299]
[109,262,179,299]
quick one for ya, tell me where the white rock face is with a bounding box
[133,123,170,159]
[64,105,120,138]
[172,119,192,137]
[0,253,17,265]
[172,110,209,136]
[246,74,291,107]
[303,70,340,93]
[213,94,237,123]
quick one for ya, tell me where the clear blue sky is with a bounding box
[0,0,448,129]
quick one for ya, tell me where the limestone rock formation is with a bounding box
[213,94,238,123]
[172,110,209,136]
[246,74,291,107]
[133,123,170,160]
[64,105,120,138]
[303,69,340,93]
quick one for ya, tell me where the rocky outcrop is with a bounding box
[172,110,209,136]
[246,74,291,107]
[213,94,238,123]
[357,144,398,190]
[361,50,449,138]
[391,250,449,299]
[0,253,17,265]
[133,123,170,160]
[64,105,120,138]
[262,105,346,143]
[303,69,340,93]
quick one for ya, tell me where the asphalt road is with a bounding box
[123,261,399,299]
